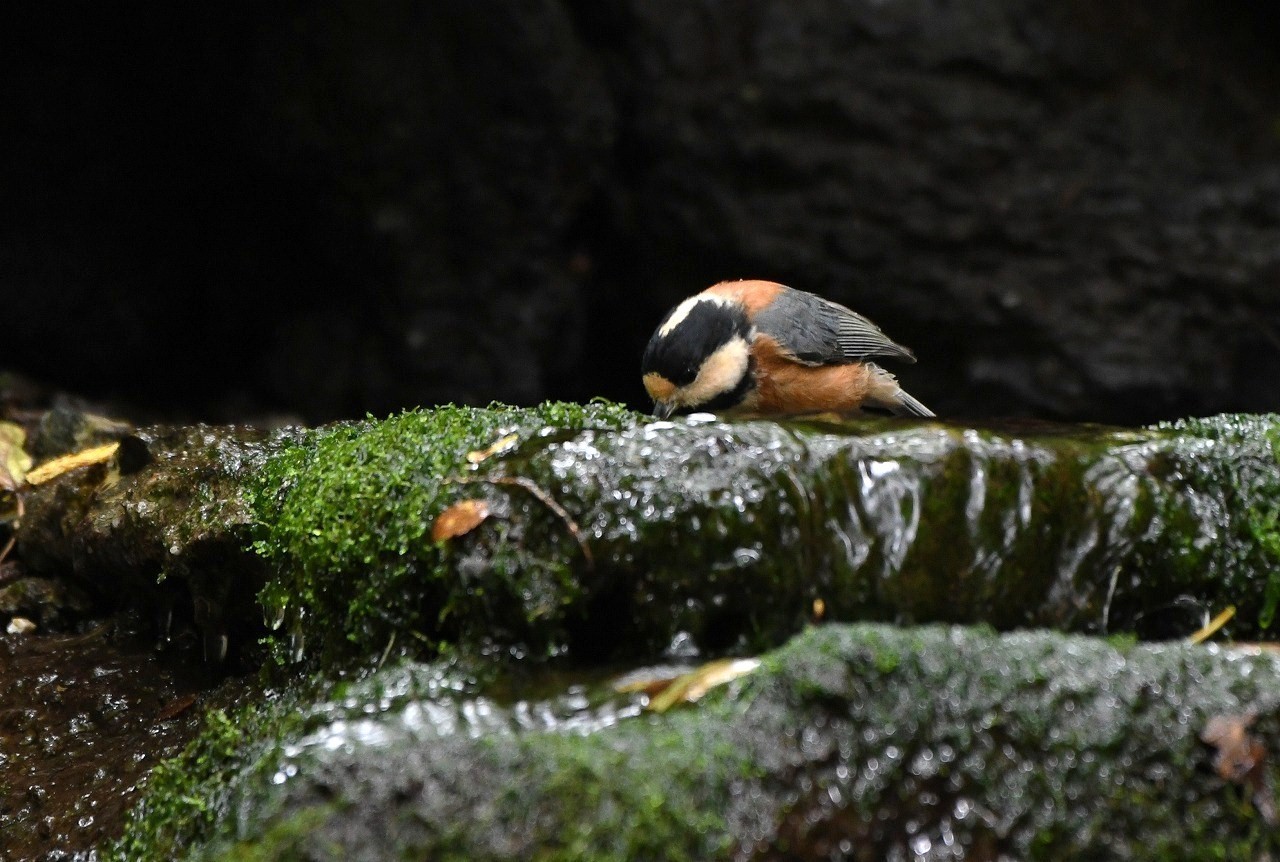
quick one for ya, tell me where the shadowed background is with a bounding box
[5,1,1280,423]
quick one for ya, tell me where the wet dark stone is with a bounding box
[3,404,1277,858]
[0,577,93,629]
[254,410,1280,666]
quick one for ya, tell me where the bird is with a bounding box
[641,279,933,419]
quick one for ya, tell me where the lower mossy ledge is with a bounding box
[110,624,1280,861]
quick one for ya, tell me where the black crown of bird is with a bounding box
[641,280,933,420]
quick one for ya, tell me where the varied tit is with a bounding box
[641,279,933,419]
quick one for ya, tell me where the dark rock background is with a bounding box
[5,1,1280,423]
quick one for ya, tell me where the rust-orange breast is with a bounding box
[751,333,873,414]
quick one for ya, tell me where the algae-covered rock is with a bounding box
[17,424,305,658]
[16,407,1280,666]
[112,624,1280,860]
[253,410,1280,663]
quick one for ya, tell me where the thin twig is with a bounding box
[451,475,593,568]
[377,631,397,670]
[0,495,24,566]
[1100,564,1120,634]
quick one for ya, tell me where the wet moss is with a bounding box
[23,406,1280,857]
[113,624,1280,860]
[248,401,638,665]
[103,688,316,862]
[17,406,1280,671]
[1149,414,1280,628]
[200,807,336,862]
[105,709,254,862]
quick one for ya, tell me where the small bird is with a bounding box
[641,280,933,419]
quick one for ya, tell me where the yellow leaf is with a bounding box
[0,422,31,491]
[465,433,520,465]
[25,442,121,486]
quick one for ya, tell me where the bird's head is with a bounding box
[641,294,754,418]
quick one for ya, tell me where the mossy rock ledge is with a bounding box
[21,405,1280,662]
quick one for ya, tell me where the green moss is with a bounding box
[198,807,336,862]
[1151,414,1280,629]
[106,710,261,862]
[1103,631,1138,652]
[249,401,638,665]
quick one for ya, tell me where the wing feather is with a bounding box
[752,287,916,365]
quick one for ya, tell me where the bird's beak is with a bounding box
[653,401,675,420]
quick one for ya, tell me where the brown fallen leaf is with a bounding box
[432,499,491,542]
[155,693,199,722]
[466,432,520,465]
[25,442,120,485]
[1201,711,1277,825]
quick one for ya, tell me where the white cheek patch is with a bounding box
[674,336,750,407]
[658,294,734,338]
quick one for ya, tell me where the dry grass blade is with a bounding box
[0,495,23,565]
[646,658,761,713]
[1188,605,1235,644]
[25,442,121,485]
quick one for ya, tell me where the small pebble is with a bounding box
[7,616,37,634]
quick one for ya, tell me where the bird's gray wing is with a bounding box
[752,287,916,365]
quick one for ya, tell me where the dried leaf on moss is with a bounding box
[643,657,761,713]
[1201,711,1276,825]
[466,433,520,465]
[431,499,491,542]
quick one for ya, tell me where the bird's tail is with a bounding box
[866,365,934,417]
[890,387,934,418]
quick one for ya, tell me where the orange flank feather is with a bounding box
[749,333,910,416]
